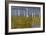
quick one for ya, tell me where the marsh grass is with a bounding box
[11,16,40,29]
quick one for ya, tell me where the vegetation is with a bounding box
[11,16,40,29]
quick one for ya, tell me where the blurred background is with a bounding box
[0,0,46,35]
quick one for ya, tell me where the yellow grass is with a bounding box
[11,16,40,29]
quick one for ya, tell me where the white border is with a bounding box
[8,3,43,32]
